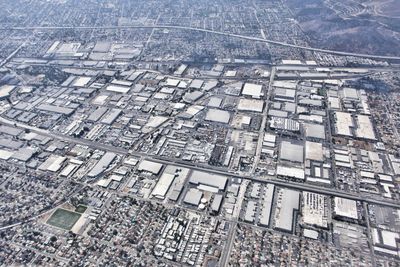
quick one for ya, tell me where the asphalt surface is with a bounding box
[1,116,399,209]
[1,24,400,61]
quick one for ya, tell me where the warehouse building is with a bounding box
[302,192,328,228]
[0,85,16,100]
[334,111,354,137]
[259,184,275,227]
[333,197,358,220]
[275,188,300,232]
[87,107,108,122]
[242,83,263,99]
[210,194,223,214]
[280,141,304,163]
[151,172,175,199]
[237,99,264,113]
[87,152,116,178]
[304,123,325,140]
[138,160,163,175]
[37,103,75,116]
[39,155,66,172]
[355,115,376,140]
[183,188,203,206]
[205,109,231,124]
[305,141,324,161]
[274,88,296,102]
[244,201,257,223]
[189,171,228,192]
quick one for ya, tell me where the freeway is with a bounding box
[1,116,400,209]
[0,117,128,155]
[2,24,400,61]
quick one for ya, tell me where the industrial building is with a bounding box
[0,85,16,100]
[183,188,203,206]
[237,99,264,113]
[304,123,325,140]
[205,109,231,124]
[274,88,296,102]
[87,152,117,178]
[210,194,223,214]
[280,141,304,163]
[259,184,275,227]
[334,111,353,137]
[138,160,163,175]
[151,172,175,199]
[189,171,228,192]
[355,115,376,140]
[333,197,358,220]
[274,188,300,232]
[244,201,257,223]
[39,155,66,172]
[302,192,328,228]
[277,165,305,180]
[242,83,263,99]
[305,141,324,161]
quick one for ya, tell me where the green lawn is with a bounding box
[47,208,81,230]
[75,205,87,213]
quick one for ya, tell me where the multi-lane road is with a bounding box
[1,24,400,61]
[1,116,399,210]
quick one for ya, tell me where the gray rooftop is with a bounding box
[189,170,228,191]
[183,188,203,206]
[87,152,116,178]
[280,141,304,163]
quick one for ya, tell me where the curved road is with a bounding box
[2,24,400,61]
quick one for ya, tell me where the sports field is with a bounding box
[47,208,81,230]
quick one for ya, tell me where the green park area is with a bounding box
[47,208,81,230]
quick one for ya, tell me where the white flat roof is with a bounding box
[39,155,66,172]
[166,78,180,87]
[72,76,91,87]
[183,188,203,205]
[277,165,305,180]
[151,173,175,199]
[304,123,325,139]
[304,229,319,239]
[237,99,264,113]
[242,83,262,98]
[189,170,228,191]
[138,160,163,174]
[275,189,300,232]
[0,149,13,160]
[280,141,304,163]
[207,97,222,107]
[106,85,131,94]
[273,80,297,89]
[334,197,358,219]
[355,115,376,140]
[381,230,399,248]
[302,192,328,228]
[335,112,353,137]
[205,109,230,123]
[88,152,116,177]
[185,105,204,116]
[305,141,323,161]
